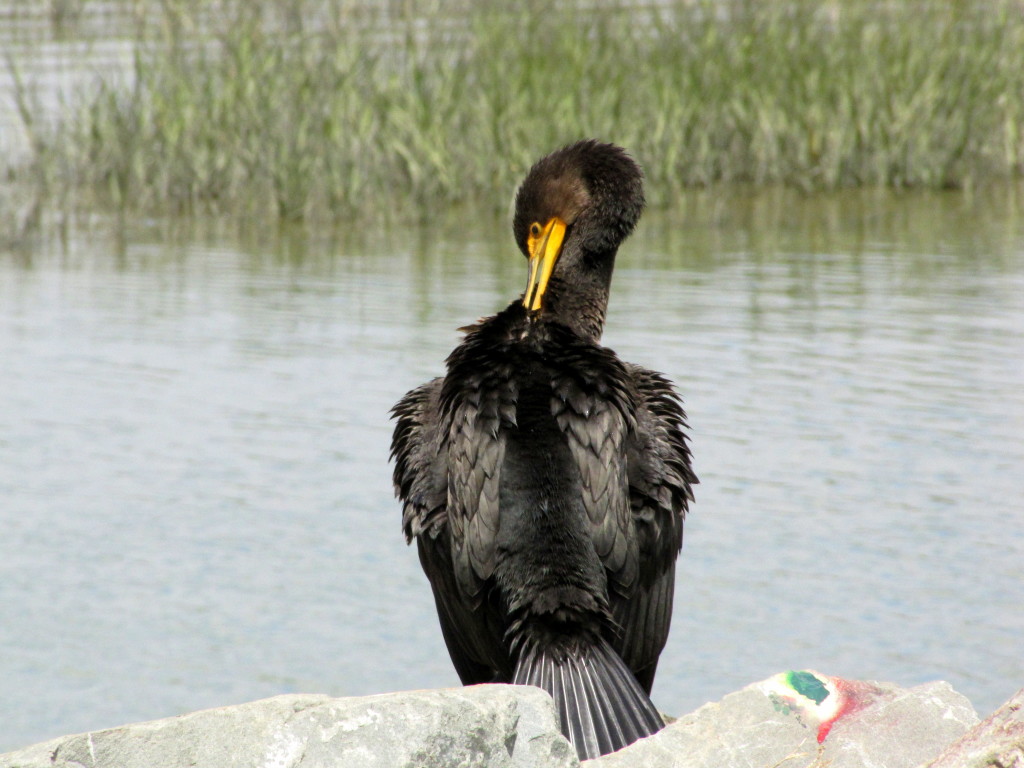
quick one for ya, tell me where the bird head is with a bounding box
[513,140,645,314]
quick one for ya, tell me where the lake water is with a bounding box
[1,189,1022,752]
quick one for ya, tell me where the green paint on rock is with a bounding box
[787,671,830,704]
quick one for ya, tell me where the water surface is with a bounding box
[1,190,1022,751]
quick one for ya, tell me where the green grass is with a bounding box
[7,0,1024,224]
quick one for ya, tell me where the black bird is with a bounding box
[390,140,696,760]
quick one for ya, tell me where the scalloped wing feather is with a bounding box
[549,339,640,595]
[390,378,448,541]
[441,332,518,604]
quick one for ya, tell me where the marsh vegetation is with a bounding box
[5,0,1024,224]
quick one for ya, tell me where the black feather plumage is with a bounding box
[390,140,697,759]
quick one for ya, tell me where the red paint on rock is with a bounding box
[817,678,871,743]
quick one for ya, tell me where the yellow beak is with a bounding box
[523,217,567,312]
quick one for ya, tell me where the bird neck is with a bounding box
[539,251,615,343]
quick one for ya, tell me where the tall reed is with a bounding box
[9,0,1024,223]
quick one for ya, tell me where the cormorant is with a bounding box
[390,140,697,760]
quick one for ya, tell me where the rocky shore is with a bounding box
[2,671,1020,768]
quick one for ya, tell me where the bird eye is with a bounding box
[529,222,542,237]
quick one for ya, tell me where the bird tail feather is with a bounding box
[512,636,665,760]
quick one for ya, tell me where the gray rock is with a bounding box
[0,673,985,768]
[0,686,577,768]
[592,671,978,768]
[921,687,1024,768]
[823,679,978,768]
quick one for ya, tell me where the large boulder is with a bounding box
[594,671,979,768]
[0,672,989,768]
[0,687,575,768]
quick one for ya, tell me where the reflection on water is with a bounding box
[1,190,1023,751]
